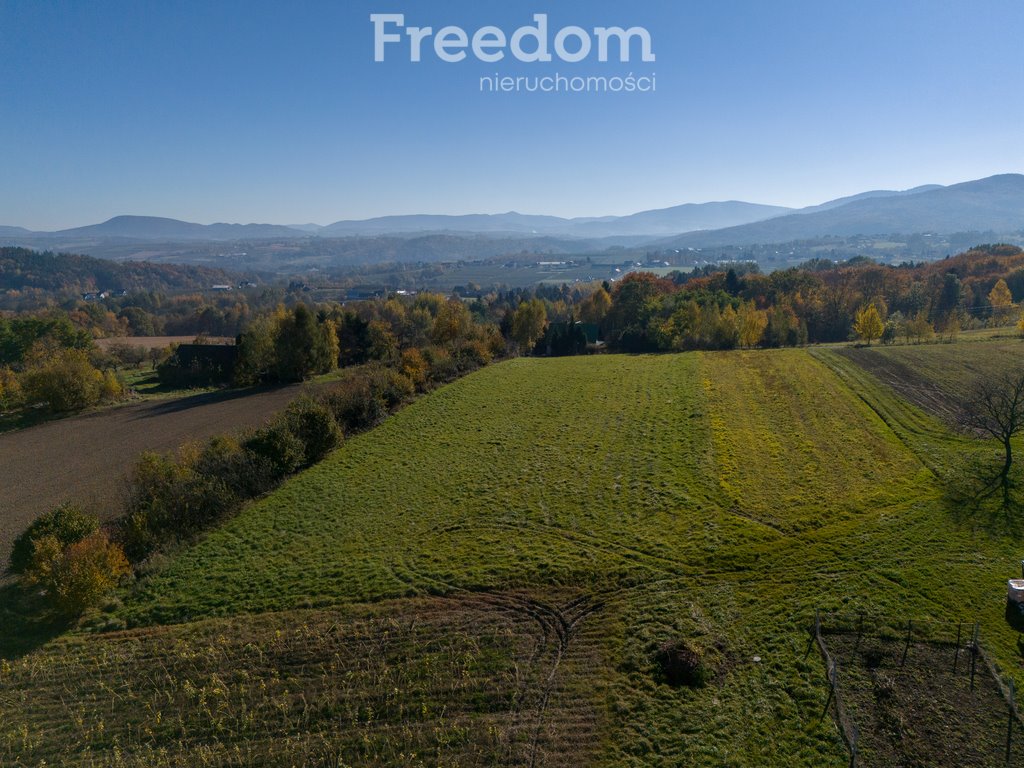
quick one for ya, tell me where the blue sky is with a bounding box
[2,0,1023,229]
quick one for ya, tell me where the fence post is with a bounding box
[954,620,963,673]
[901,620,912,667]
[970,623,980,692]
[1008,678,1017,765]
[821,657,836,720]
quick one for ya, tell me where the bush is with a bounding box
[10,503,99,574]
[121,451,240,560]
[105,342,147,369]
[0,366,22,411]
[400,348,429,391]
[323,378,387,433]
[454,339,491,370]
[655,639,708,688]
[100,369,125,402]
[21,348,104,412]
[284,397,342,466]
[423,346,458,384]
[194,435,277,499]
[242,420,304,480]
[365,365,414,410]
[24,531,130,616]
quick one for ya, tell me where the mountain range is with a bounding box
[655,175,1024,249]
[3,174,1023,248]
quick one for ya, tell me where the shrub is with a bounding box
[121,451,240,560]
[242,420,304,480]
[454,339,492,370]
[284,397,342,466]
[99,369,125,402]
[655,639,708,688]
[105,342,148,369]
[21,348,104,412]
[194,434,277,499]
[24,531,130,616]
[366,365,414,410]
[10,503,99,574]
[0,366,22,411]
[400,348,429,390]
[323,378,387,433]
[423,346,458,384]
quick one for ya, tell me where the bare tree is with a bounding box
[959,371,1024,503]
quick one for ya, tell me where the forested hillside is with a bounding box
[0,247,251,307]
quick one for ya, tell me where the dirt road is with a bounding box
[0,384,318,572]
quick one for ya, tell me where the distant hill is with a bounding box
[49,216,310,241]
[657,175,1024,248]
[321,201,793,238]
[0,246,250,297]
[3,174,1023,260]
[319,212,577,237]
[795,184,943,214]
[571,201,793,236]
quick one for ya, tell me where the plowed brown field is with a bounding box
[0,383,320,574]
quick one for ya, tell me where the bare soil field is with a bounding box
[834,341,1024,427]
[0,383,319,574]
[95,336,234,351]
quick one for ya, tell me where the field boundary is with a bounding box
[812,609,860,766]
[812,609,1024,767]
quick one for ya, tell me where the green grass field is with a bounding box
[4,342,1024,766]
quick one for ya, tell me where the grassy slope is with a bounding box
[4,345,1024,766]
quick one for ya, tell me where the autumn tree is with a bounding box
[21,347,106,412]
[431,299,472,345]
[737,302,768,348]
[579,286,612,325]
[24,531,131,616]
[9,502,99,575]
[605,273,673,346]
[511,298,547,353]
[989,278,1015,325]
[233,313,278,385]
[400,347,429,390]
[853,304,884,345]
[903,311,934,344]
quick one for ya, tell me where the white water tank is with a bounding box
[1007,579,1024,603]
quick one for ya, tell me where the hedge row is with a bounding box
[11,344,496,616]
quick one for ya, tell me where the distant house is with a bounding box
[159,343,238,387]
[175,343,237,371]
[211,284,233,292]
[345,286,385,300]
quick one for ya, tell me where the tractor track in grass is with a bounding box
[386,552,613,766]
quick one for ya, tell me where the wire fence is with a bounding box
[812,609,1024,767]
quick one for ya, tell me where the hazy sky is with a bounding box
[2,0,1023,229]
